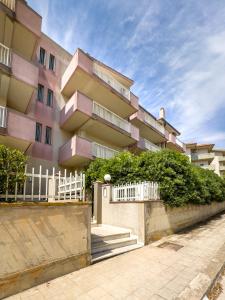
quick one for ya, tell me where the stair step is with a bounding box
[91,236,138,255]
[91,243,144,263]
[92,232,130,243]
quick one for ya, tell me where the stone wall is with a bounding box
[99,184,225,245]
[145,200,225,243]
[0,202,91,299]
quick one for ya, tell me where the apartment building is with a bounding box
[0,0,185,172]
[186,143,225,177]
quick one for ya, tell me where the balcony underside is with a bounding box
[81,117,136,148]
[61,154,91,168]
[0,134,31,152]
[61,110,90,132]
[62,68,136,118]
[1,11,38,61]
[0,73,34,113]
[131,118,166,143]
[12,22,38,61]
[167,141,184,153]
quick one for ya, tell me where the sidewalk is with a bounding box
[6,212,225,300]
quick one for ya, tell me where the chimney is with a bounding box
[159,107,166,119]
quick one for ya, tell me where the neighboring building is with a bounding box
[186,143,225,177]
[0,0,185,172]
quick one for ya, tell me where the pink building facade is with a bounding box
[0,0,185,171]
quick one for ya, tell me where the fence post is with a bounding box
[93,181,103,224]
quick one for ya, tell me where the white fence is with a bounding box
[0,106,7,128]
[92,142,119,159]
[0,165,86,202]
[112,181,160,202]
[0,0,15,11]
[0,43,11,67]
[93,63,131,100]
[93,101,131,133]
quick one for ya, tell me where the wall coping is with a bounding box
[0,201,92,208]
[109,200,163,204]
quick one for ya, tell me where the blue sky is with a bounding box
[28,0,225,148]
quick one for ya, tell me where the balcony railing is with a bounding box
[143,139,160,152]
[191,153,214,161]
[144,112,165,135]
[176,138,185,150]
[218,156,225,162]
[93,102,131,133]
[92,142,119,159]
[0,106,7,128]
[93,63,131,100]
[0,0,15,11]
[0,43,11,67]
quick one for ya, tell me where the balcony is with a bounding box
[219,165,225,171]
[191,153,215,162]
[167,134,186,153]
[61,49,138,118]
[93,63,130,100]
[201,165,215,171]
[0,43,38,113]
[218,156,225,162]
[60,91,139,147]
[142,138,160,152]
[0,107,35,151]
[1,0,41,61]
[59,135,119,167]
[130,109,166,143]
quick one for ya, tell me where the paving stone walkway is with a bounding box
[6,212,225,300]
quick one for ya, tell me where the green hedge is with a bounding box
[85,150,225,207]
[0,145,27,198]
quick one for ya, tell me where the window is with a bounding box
[47,89,53,107]
[39,47,46,65]
[45,126,52,145]
[49,54,55,71]
[35,123,42,142]
[37,84,44,102]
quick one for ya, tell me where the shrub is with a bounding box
[0,145,27,199]
[85,149,225,207]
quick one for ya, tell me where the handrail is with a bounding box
[93,101,131,133]
[0,106,7,128]
[0,42,11,67]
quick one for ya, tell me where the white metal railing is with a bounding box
[93,102,131,133]
[0,165,86,202]
[191,153,214,161]
[0,106,7,128]
[143,139,160,152]
[112,181,160,202]
[92,142,118,159]
[0,43,11,67]
[202,165,215,171]
[0,0,15,11]
[144,112,165,134]
[176,138,185,149]
[93,63,131,100]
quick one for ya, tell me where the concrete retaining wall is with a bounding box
[100,184,225,244]
[0,202,91,299]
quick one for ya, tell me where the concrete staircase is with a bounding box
[91,224,143,263]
